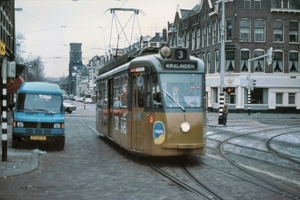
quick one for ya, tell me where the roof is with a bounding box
[19,82,62,95]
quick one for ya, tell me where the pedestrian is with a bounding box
[222,104,228,126]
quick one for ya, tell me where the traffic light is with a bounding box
[250,79,257,91]
[226,87,235,94]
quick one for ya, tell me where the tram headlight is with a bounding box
[180,122,190,133]
[160,46,171,58]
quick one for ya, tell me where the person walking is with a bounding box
[222,104,228,126]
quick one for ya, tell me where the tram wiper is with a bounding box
[162,89,185,111]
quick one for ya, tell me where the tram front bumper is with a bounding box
[162,143,206,149]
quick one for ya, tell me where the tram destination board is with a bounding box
[164,62,197,70]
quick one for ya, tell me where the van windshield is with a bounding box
[16,93,63,113]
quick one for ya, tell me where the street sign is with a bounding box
[0,41,6,56]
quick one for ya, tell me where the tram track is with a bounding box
[211,126,300,199]
[266,132,300,165]
[190,157,300,200]
[149,164,225,200]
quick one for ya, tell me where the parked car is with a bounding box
[84,98,92,104]
[64,101,76,113]
[78,97,84,102]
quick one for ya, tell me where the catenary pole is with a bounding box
[218,0,225,124]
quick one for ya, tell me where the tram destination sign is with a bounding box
[164,62,197,70]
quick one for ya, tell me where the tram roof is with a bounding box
[97,47,205,80]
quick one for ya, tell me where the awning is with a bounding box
[7,76,25,93]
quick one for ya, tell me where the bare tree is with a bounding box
[15,31,46,81]
[26,55,46,82]
[15,31,26,64]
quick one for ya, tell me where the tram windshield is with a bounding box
[159,74,203,108]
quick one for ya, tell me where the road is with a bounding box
[0,104,299,199]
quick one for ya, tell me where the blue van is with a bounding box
[12,82,65,150]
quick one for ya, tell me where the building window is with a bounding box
[273,51,283,72]
[276,93,283,104]
[207,25,211,46]
[282,0,289,9]
[289,52,298,72]
[207,53,210,74]
[241,50,249,72]
[240,19,250,42]
[215,51,219,73]
[254,19,265,42]
[253,50,264,72]
[254,0,261,9]
[218,21,221,43]
[289,21,298,43]
[202,27,206,47]
[226,51,235,72]
[273,20,284,42]
[244,0,251,9]
[186,32,189,48]
[197,29,201,48]
[202,54,206,73]
[226,19,232,41]
[192,30,196,50]
[212,23,216,44]
[288,93,295,104]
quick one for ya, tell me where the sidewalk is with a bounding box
[0,123,40,178]
[0,148,39,178]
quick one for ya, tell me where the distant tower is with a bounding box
[68,43,82,94]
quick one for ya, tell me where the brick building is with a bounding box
[168,0,300,113]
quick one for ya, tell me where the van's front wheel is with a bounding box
[12,136,20,148]
[56,137,65,150]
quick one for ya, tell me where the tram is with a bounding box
[95,45,206,156]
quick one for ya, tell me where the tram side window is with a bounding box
[114,77,120,108]
[120,75,128,107]
[149,74,162,108]
[98,81,107,107]
[133,75,144,108]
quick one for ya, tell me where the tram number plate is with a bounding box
[30,136,46,141]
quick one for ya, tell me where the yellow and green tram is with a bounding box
[95,46,206,156]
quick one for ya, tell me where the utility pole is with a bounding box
[218,0,225,124]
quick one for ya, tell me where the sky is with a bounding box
[15,0,200,78]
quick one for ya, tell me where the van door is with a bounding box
[131,73,145,151]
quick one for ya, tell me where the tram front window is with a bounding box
[160,74,202,108]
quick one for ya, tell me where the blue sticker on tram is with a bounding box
[153,121,165,145]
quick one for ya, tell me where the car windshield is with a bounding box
[16,93,63,113]
[159,73,203,109]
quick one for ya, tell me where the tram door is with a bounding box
[131,73,145,151]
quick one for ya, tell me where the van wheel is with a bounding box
[56,137,65,150]
[12,137,20,148]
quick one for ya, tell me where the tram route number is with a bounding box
[164,63,197,70]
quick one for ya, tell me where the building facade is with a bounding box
[168,0,300,113]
